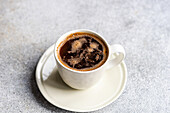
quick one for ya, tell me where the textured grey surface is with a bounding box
[0,0,170,113]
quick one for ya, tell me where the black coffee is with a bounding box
[58,32,108,71]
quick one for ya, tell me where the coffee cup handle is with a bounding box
[105,44,125,70]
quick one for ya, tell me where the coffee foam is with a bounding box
[57,32,108,71]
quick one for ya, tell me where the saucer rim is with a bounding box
[35,44,127,112]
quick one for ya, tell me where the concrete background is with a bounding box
[0,0,169,113]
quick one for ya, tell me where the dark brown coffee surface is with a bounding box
[58,33,108,71]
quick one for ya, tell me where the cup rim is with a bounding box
[54,29,110,73]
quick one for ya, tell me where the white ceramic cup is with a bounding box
[54,29,125,89]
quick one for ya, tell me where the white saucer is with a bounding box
[35,44,127,112]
